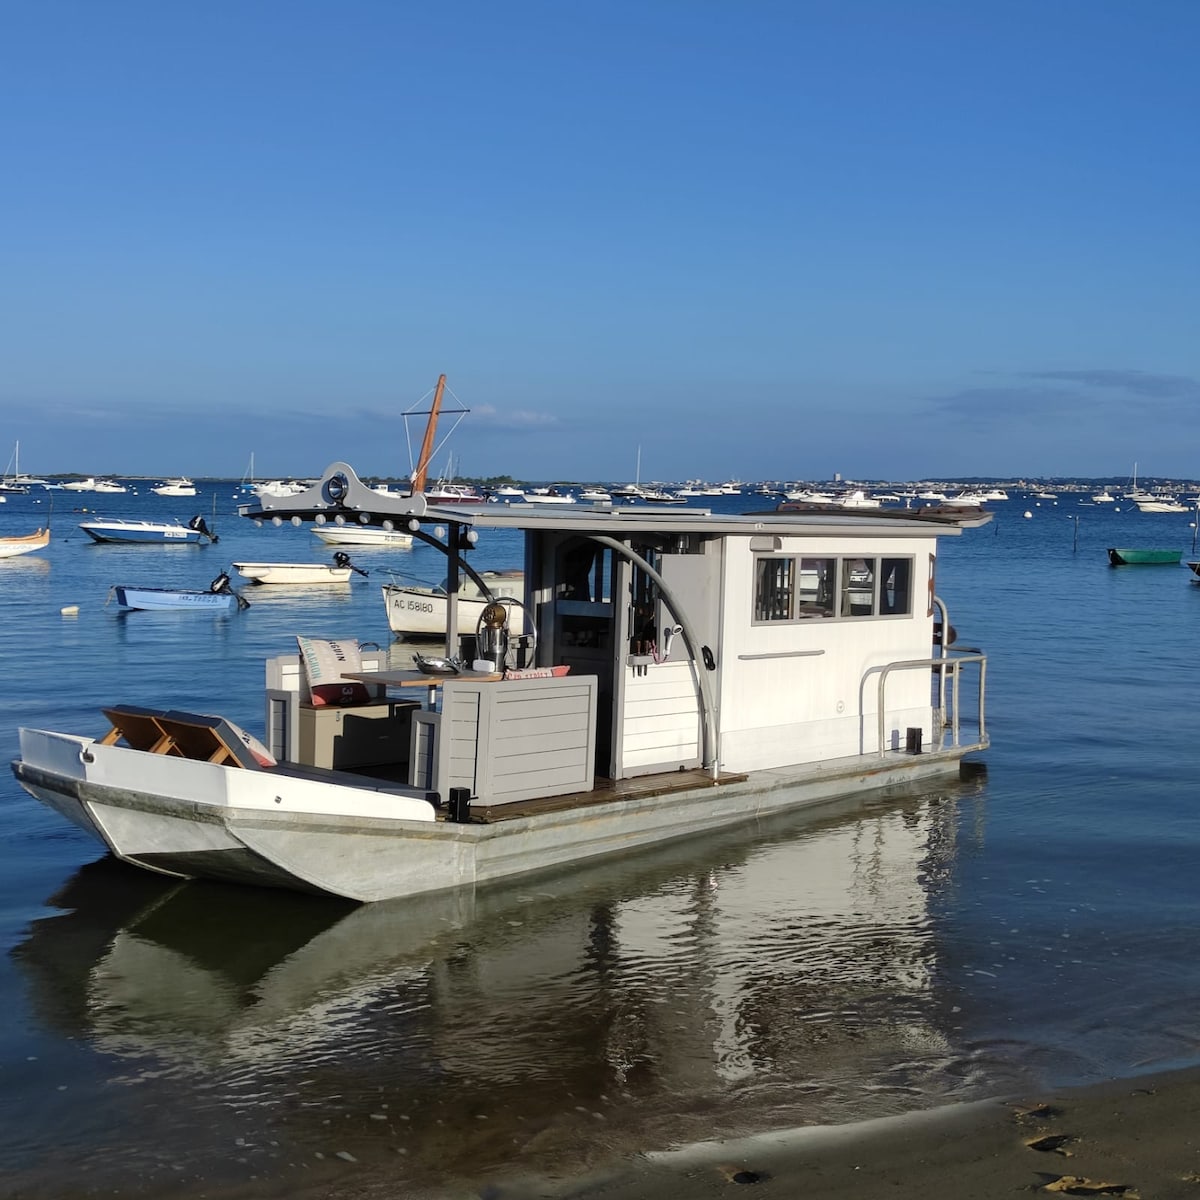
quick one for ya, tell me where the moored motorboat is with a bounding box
[152,477,197,497]
[517,487,576,504]
[78,516,216,545]
[233,553,366,585]
[311,525,414,548]
[13,432,990,904]
[1107,547,1182,566]
[382,568,525,637]
[109,571,248,612]
[423,481,486,504]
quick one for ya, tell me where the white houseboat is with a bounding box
[12,460,989,903]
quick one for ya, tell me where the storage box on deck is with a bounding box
[265,651,416,771]
[297,702,417,770]
[410,673,597,806]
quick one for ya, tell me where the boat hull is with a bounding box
[311,527,414,548]
[112,586,241,612]
[1106,548,1182,565]
[13,731,982,903]
[0,528,50,558]
[234,562,353,585]
[382,570,525,637]
[80,521,205,544]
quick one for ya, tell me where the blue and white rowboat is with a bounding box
[110,582,245,612]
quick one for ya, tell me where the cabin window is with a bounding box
[797,557,836,616]
[753,554,914,623]
[754,556,794,621]
[841,557,876,617]
[879,556,913,615]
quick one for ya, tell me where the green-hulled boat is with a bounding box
[1107,547,1182,566]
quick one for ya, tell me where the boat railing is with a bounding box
[874,651,987,757]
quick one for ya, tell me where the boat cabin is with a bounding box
[244,463,988,808]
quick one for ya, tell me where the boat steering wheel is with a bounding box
[475,596,537,669]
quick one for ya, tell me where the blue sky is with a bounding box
[2,1,1198,483]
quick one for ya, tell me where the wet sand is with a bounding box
[471,1064,1200,1200]
[35,1064,1200,1200]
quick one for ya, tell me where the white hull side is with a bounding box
[383,587,492,637]
[234,563,353,585]
[14,729,979,903]
[311,527,414,547]
[382,573,525,637]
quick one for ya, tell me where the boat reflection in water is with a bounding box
[8,775,988,1199]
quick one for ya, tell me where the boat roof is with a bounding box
[241,462,990,538]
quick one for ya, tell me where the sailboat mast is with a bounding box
[411,374,446,494]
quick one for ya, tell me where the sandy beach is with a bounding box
[463,1064,1200,1200]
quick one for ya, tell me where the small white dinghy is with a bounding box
[234,552,367,586]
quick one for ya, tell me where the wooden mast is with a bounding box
[411,374,446,494]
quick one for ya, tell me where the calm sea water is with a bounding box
[1,485,1199,1199]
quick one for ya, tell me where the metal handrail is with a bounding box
[874,652,987,757]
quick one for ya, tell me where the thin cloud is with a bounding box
[1018,369,1200,400]
[469,404,561,430]
[926,385,1097,428]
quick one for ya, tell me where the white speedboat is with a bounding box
[1135,496,1188,513]
[78,517,215,545]
[311,525,414,548]
[152,477,197,497]
[253,480,308,498]
[838,489,884,509]
[61,478,97,492]
[516,487,576,504]
[14,443,989,904]
[424,481,486,504]
[92,479,128,494]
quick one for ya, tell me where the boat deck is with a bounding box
[465,768,749,823]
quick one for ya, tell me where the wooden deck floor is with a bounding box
[464,768,749,823]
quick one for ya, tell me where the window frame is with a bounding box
[751,553,915,625]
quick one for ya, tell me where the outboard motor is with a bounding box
[188,514,217,544]
[210,567,249,608]
[333,551,368,578]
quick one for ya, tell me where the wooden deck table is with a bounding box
[342,668,503,709]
